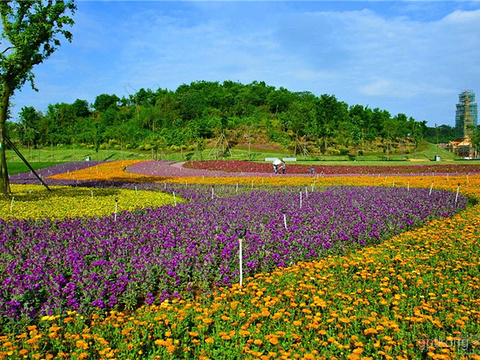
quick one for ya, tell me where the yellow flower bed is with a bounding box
[48,160,158,182]
[169,173,476,195]
[0,184,176,221]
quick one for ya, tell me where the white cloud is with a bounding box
[269,5,480,124]
[359,79,453,98]
[441,8,480,23]
[360,79,394,97]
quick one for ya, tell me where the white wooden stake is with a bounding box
[407,182,410,191]
[455,183,460,205]
[114,198,118,222]
[236,183,239,193]
[211,187,214,200]
[239,238,243,287]
[300,191,303,208]
[429,182,433,196]
[283,213,288,230]
[305,187,308,198]
[135,185,138,193]
[10,196,14,212]
[235,228,246,288]
[173,191,177,206]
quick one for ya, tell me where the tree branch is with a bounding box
[1,46,13,55]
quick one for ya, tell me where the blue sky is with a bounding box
[9,1,480,127]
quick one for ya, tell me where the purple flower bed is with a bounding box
[9,161,105,185]
[0,185,467,322]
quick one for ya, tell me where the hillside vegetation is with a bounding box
[6,80,439,160]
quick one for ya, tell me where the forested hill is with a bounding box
[9,80,433,156]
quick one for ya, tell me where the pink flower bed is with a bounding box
[126,160,480,178]
[126,161,310,177]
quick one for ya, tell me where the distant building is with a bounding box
[446,90,478,158]
[455,90,478,139]
[446,138,476,159]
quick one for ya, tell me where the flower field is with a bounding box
[183,160,480,176]
[1,160,480,359]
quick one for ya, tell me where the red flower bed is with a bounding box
[183,160,480,175]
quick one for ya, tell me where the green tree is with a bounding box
[93,93,119,112]
[44,102,76,144]
[135,87,157,106]
[177,87,206,121]
[424,124,456,143]
[0,0,75,195]
[267,86,294,114]
[282,98,316,156]
[71,98,90,117]
[311,94,347,153]
[18,105,42,147]
[371,108,390,140]
[150,135,167,160]
[155,90,179,129]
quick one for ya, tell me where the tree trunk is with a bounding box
[0,87,11,196]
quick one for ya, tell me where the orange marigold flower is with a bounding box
[364,328,378,336]
[266,336,279,345]
[230,301,239,310]
[203,318,213,325]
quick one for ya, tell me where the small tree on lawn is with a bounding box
[0,0,76,196]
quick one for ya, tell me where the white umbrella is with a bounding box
[272,159,282,165]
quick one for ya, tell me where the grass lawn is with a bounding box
[6,161,66,175]
[3,141,473,169]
